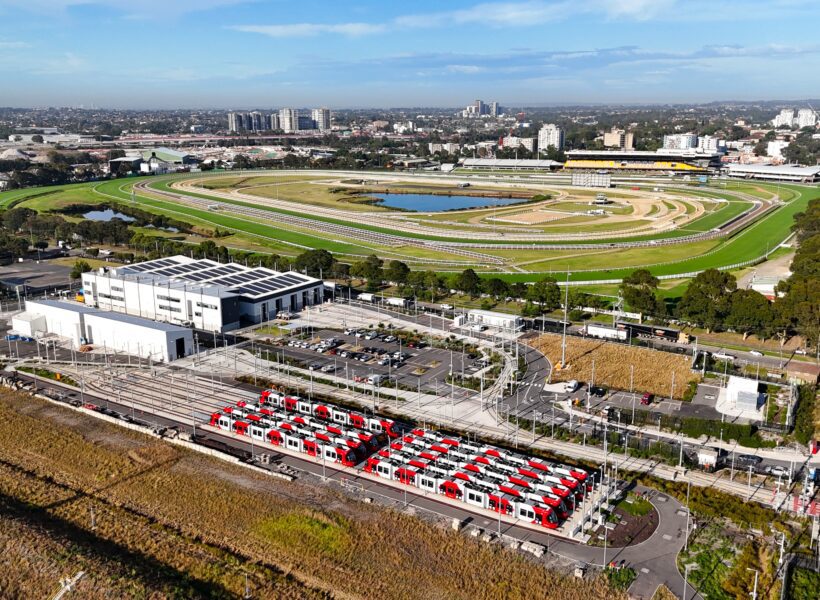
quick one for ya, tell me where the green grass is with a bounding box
[255,511,350,557]
[787,566,820,600]
[617,493,653,517]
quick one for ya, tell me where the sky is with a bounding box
[0,0,819,109]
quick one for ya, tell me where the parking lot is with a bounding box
[268,328,491,397]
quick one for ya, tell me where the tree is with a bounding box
[776,275,820,347]
[526,277,561,312]
[620,268,663,316]
[384,260,410,285]
[2,207,36,232]
[350,254,383,291]
[453,268,481,296]
[70,259,92,279]
[33,240,48,251]
[293,249,335,278]
[677,269,737,331]
[725,289,773,339]
[31,134,44,143]
[483,277,508,300]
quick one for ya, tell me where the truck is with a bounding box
[385,297,409,308]
[585,323,628,341]
[357,293,375,303]
[367,374,386,386]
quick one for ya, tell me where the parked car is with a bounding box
[590,386,607,397]
[321,365,336,373]
[735,454,762,466]
[767,465,789,478]
[640,393,654,406]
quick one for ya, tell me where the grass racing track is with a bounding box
[1,173,815,283]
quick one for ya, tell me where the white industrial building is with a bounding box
[13,299,193,362]
[716,375,765,422]
[467,309,524,331]
[80,255,323,332]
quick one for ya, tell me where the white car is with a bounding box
[712,351,736,361]
[749,350,763,357]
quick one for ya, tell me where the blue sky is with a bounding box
[0,0,819,108]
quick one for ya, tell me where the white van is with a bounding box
[564,380,580,393]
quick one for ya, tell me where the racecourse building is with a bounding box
[564,150,722,173]
[81,255,322,332]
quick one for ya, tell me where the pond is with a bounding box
[365,193,529,212]
[83,208,136,222]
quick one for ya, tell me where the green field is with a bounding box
[2,172,814,284]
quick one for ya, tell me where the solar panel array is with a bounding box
[114,256,318,299]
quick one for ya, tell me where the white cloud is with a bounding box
[231,22,387,38]
[0,40,30,49]
[0,0,250,19]
[446,64,484,74]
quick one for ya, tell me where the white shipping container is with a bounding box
[585,323,627,341]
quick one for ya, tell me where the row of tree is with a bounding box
[617,197,819,347]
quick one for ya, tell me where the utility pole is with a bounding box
[746,568,759,600]
[560,269,570,368]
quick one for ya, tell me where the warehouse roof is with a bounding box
[27,298,97,313]
[84,310,190,332]
[114,255,320,300]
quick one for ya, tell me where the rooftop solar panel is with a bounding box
[239,284,269,295]
[182,271,213,282]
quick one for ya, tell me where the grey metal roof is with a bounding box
[84,310,190,332]
[726,163,820,176]
[26,299,97,313]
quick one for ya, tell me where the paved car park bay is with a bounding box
[269,328,485,399]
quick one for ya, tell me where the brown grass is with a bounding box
[529,334,699,400]
[0,390,624,600]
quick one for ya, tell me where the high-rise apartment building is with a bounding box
[662,133,698,150]
[796,108,817,129]
[773,109,795,128]
[249,111,266,131]
[602,127,635,149]
[279,108,298,133]
[228,111,244,132]
[490,101,500,117]
[311,108,331,131]
[268,113,280,130]
[537,123,564,151]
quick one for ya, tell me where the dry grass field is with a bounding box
[0,390,624,600]
[529,334,699,400]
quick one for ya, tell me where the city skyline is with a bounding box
[1,0,819,108]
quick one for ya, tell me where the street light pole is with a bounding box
[560,269,570,368]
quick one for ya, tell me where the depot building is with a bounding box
[80,255,323,332]
[13,299,193,362]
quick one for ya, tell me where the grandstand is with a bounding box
[564,150,721,173]
[725,163,820,183]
